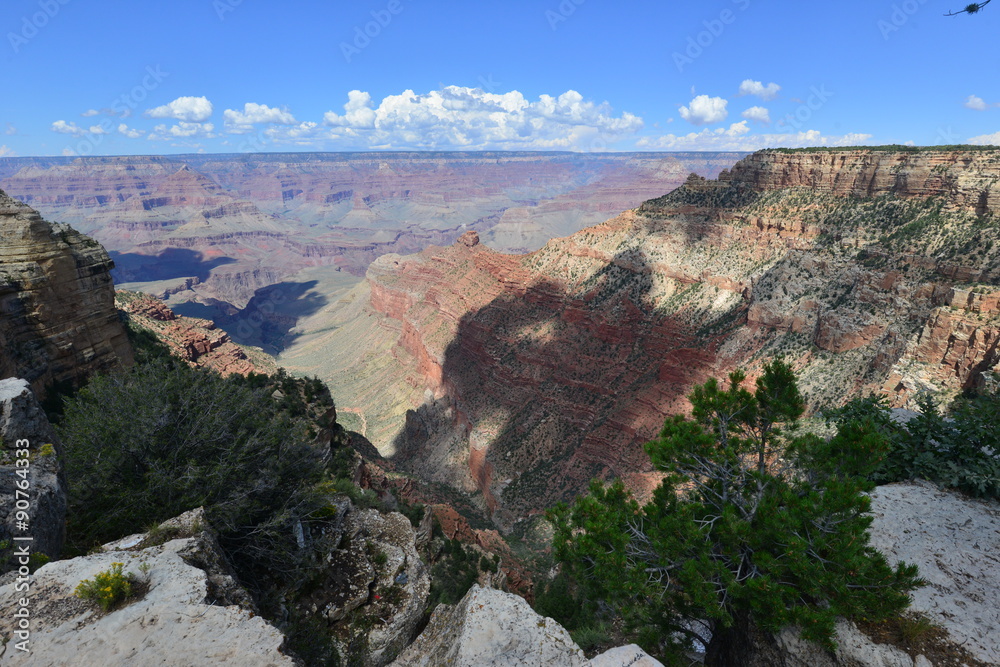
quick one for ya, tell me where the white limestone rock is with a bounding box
[775,619,919,667]
[0,378,66,561]
[0,510,297,666]
[391,584,587,667]
[866,481,1000,665]
[588,644,664,666]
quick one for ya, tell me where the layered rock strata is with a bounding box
[0,152,743,311]
[0,189,132,398]
[277,148,1000,525]
[116,291,276,376]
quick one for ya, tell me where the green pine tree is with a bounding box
[550,360,923,666]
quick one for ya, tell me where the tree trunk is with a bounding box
[705,610,756,667]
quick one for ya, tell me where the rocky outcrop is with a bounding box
[283,148,1000,525]
[291,504,430,667]
[391,585,665,667]
[772,620,928,667]
[116,291,276,376]
[0,189,133,398]
[588,645,664,667]
[0,379,65,563]
[391,584,588,666]
[881,287,1000,407]
[0,508,297,666]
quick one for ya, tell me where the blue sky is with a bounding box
[0,0,997,156]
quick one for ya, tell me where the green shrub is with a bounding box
[552,361,923,663]
[74,562,136,612]
[428,540,483,608]
[571,621,613,653]
[57,358,328,589]
[829,392,1000,499]
[533,570,592,631]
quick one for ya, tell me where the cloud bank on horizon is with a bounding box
[43,82,876,155]
[2,0,998,157]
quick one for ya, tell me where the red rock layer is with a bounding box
[117,291,276,377]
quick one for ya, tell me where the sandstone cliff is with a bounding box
[0,189,132,398]
[275,148,1000,526]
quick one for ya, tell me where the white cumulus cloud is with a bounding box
[118,123,144,139]
[967,130,1000,145]
[738,80,781,101]
[313,86,643,150]
[323,90,378,128]
[741,106,771,124]
[148,122,216,140]
[51,120,86,136]
[223,103,297,134]
[0,145,15,157]
[964,95,988,111]
[679,95,728,125]
[53,120,111,137]
[636,122,872,151]
[81,109,100,117]
[145,96,214,122]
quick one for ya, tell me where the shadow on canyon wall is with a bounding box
[109,248,236,284]
[217,280,328,355]
[388,249,718,520]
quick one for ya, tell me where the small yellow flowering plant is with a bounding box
[74,562,135,612]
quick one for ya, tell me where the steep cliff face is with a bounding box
[725,149,1000,214]
[0,189,133,397]
[275,149,1000,526]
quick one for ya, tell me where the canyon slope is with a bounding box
[0,152,742,317]
[0,189,132,398]
[276,148,1000,529]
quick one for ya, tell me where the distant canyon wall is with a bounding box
[283,148,1000,528]
[0,152,744,309]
